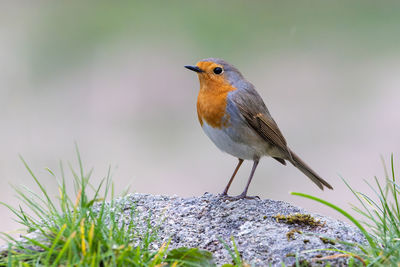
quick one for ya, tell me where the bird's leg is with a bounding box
[225,160,260,200]
[221,158,244,196]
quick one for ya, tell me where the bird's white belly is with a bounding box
[202,122,265,160]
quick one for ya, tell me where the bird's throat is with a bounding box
[196,79,236,129]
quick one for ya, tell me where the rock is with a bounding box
[106,193,365,266]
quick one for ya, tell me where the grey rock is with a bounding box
[107,193,366,266]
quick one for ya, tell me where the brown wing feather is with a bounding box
[236,103,289,154]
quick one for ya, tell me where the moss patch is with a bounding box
[273,213,324,228]
[291,259,312,267]
[286,228,303,240]
[319,237,336,245]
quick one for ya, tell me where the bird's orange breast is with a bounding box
[197,77,237,129]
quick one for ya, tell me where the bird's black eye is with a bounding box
[213,67,223,75]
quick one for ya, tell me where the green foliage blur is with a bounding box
[27,1,400,82]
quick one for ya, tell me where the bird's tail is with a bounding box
[288,149,333,190]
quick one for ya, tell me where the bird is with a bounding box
[185,58,333,200]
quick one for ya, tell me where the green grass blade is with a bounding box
[22,236,51,252]
[19,156,57,214]
[45,224,67,264]
[51,231,76,267]
[390,154,400,218]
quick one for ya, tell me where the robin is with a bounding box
[185,58,333,200]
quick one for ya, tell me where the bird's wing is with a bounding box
[231,87,289,155]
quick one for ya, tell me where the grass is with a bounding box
[292,154,400,266]
[219,236,249,267]
[0,147,215,266]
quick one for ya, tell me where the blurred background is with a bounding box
[1,1,400,237]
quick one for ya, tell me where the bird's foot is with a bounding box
[219,192,260,201]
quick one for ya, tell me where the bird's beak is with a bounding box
[184,65,204,73]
